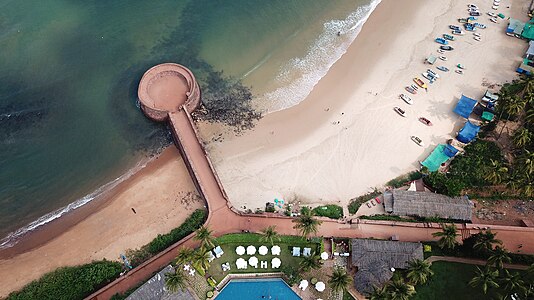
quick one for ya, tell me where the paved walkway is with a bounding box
[426,256,530,270]
[86,105,534,299]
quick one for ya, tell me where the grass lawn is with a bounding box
[207,233,320,283]
[413,262,527,300]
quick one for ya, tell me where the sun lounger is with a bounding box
[261,261,268,269]
[303,248,312,257]
[292,247,301,257]
[213,246,224,258]
[208,251,215,262]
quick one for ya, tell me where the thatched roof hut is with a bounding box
[351,239,423,294]
[384,190,472,221]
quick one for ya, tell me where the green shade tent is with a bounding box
[421,144,450,172]
[522,20,534,40]
[481,111,494,121]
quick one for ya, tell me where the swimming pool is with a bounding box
[216,278,301,300]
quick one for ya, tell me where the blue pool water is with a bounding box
[216,278,301,300]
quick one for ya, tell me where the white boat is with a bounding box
[394,107,407,117]
[474,36,481,41]
[411,136,425,147]
[455,69,464,74]
[492,5,498,10]
[437,49,445,54]
[439,56,447,61]
[427,69,440,79]
[490,17,498,23]
[487,12,497,17]
[473,32,481,37]
[399,94,413,105]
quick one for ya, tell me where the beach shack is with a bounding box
[383,190,473,222]
[421,144,459,172]
[507,18,525,37]
[457,121,481,144]
[453,95,478,119]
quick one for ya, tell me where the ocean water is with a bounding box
[0,0,378,248]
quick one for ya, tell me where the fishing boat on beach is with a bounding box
[413,77,428,90]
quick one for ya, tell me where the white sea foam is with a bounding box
[0,157,152,249]
[258,0,382,112]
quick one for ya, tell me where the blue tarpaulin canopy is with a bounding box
[457,121,480,143]
[453,95,478,118]
[443,144,459,158]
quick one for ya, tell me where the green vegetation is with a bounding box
[312,204,344,219]
[424,76,534,198]
[432,223,459,250]
[348,190,381,214]
[328,267,353,293]
[7,260,121,300]
[205,233,321,282]
[412,262,494,300]
[259,225,281,245]
[126,209,207,266]
[424,140,504,196]
[386,171,423,188]
[293,208,322,238]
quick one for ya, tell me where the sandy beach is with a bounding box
[0,148,202,297]
[203,0,528,211]
[0,0,530,297]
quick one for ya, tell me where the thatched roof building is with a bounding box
[351,239,423,294]
[384,190,472,221]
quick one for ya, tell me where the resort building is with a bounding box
[384,190,473,222]
[351,239,423,294]
[126,265,195,300]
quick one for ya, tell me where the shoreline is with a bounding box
[0,146,202,296]
[1,0,531,297]
[205,0,528,211]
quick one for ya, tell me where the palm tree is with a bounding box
[369,285,388,300]
[473,229,503,254]
[406,259,434,285]
[195,226,215,249]
[526,107,534,124]
[165,269,187,293]
[487,246,511,269]
[518,149,534,175]
[432,223,459,250]
[513,128,532,148]
[469,266,500,294]
[328,267,352,293]
[191,248,211,272]
[173,247,194,266]
[505,95,527,117]
[500,269,526,295]
[299,252,322,272]
[386,278,416,300]
[484,159,509,185]
[259,225,281,245]
[293,210,322,238]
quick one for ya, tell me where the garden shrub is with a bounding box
[348,190,381,214]
[312,204,343,219]
[206,290,214,298]
[7,260,121,300]
[207,277,217,288]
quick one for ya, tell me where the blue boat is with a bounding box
[435,37,448,45]
[436,66,449,72]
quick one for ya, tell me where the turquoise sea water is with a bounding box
[216,279,301,300]
[0,0,378,247]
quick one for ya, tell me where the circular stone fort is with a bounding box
[138,63,200,122]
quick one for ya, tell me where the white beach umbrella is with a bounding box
[271,245,281,255]
[258,245,268,255]
[320,252,329,260]
[299,279,309,290]
[247,245,256,255]
[236,246,245,255]
[315,281,325,292]
[248,256,259,267]
[236,258,247,269]
[271,257,281,268]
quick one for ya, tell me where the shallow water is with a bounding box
[0,0,376,246]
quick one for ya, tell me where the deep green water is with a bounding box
[0,0,376,246]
